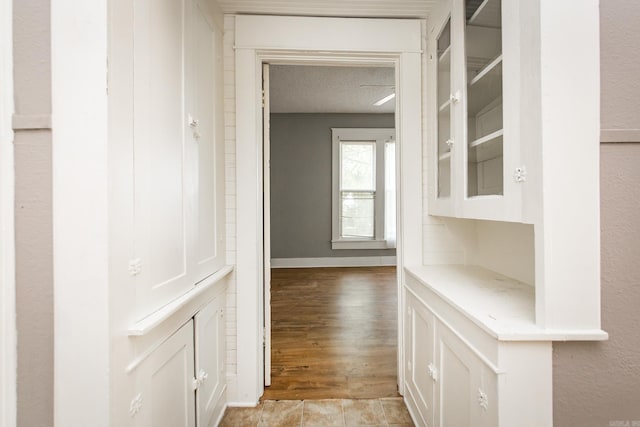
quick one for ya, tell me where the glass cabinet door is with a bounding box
[437,17,452,198]
[464,0,503,197]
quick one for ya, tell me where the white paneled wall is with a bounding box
[223,14,238,398]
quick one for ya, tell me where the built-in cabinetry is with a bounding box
[404,268,552,427]
[108,0,229,425]
[413,0,605,424]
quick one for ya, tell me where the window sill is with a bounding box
[331,239,389,250]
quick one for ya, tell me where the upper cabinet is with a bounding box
[429,0,522,221]
[128,0,226,319]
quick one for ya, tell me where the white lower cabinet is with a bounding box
[133,296,226,427]
[404,289,550,427]
[436,322,497,427]
[195,295,226,427]
[135,321,196,427]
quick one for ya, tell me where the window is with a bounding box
[331,128,396,250]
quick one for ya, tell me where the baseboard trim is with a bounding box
[271,256,397,268]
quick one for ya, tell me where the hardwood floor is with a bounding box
[262,266,399,400]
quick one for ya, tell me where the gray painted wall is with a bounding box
[13,0,53,426]
[553,0,640,425]
[270,113,396,259]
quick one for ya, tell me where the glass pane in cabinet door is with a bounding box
[465,0,503,197]
[437,18,452,198]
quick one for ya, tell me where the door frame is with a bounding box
[234,14,424,405]
[0,0,16,423]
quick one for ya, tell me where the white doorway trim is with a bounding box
[233,14,423,405]
[0,0,16,423]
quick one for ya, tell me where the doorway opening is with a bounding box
[262,64,399,399]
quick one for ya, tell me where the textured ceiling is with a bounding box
[216,0,435,18]
[269,65,396,114]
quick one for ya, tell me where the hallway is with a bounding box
[263,266,399,400]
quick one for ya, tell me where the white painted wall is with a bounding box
[222,14,239,402]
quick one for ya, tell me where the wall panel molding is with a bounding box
[12,114,52,130]
[601,129,640,143]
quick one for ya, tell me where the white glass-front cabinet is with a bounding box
[429,0,521,221]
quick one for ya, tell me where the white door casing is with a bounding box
[234,15,423,404]
[262,63,272,387]
[0,0,16,423]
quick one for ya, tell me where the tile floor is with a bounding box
[219,398,414,426]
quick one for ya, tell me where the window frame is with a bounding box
[331,128,396,250]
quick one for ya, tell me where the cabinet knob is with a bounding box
[450,91,461,104]
[428,363,439,382]
[198,369,208,383]
[188,114,199,128]
[445,139,454,148]
[478,388,489,411]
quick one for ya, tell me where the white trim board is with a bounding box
[0,0,16,423]
[52,1,110,425]
[271,256,397,268]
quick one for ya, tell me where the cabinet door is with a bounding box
[435,323,474,427]
[460,0,522,221]
[133,0,194,318]
[132,0,226,320]
[428,0,455,216]
[135,321,196,427]
[405,294,436,426]
[194,295,226,427]
[189,0,226,282]
[429,0,523,221]
[435,322,498,427]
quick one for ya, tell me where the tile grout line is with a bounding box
[378,398,389,426]
[258,400,265,426]
[300,400,304,427]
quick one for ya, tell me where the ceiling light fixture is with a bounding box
[373,93,396,106]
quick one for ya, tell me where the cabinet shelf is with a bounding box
[469,129,502,162]
[438,151,452,162]
[438,45,451,69]
[468,0,501,28]
[128,265,233,336]
[469,54,502,86]
[470,128,502,148]
[438,99,451,113]
[405,265,608,341]
[468,55,502,115]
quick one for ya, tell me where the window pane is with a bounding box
[340,191,374,239]
[341,142,375,191]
